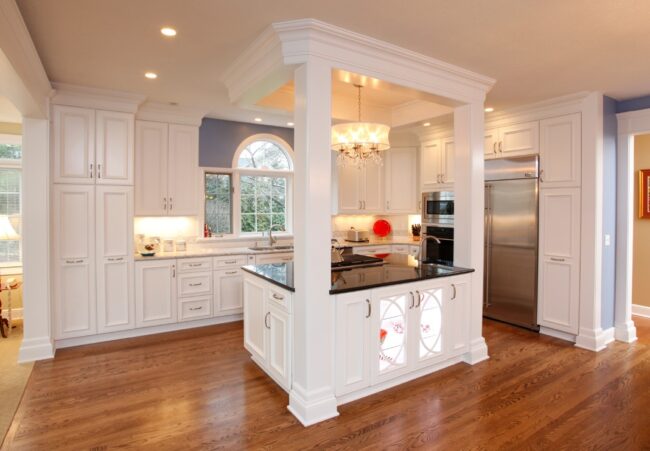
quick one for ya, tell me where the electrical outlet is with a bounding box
[604,234,611,246]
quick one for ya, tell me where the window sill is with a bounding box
[196,234,293,243]
[0,265,22,276]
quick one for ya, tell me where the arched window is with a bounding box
[203,134,294,237]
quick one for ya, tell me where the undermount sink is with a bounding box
[249,245,294,251]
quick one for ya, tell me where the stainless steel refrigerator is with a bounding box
[484,155,539,330]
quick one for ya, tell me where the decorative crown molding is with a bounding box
[51,82,146,113]
[136,101,207,127]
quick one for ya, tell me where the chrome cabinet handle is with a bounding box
[272,293,284,300]
[363,200,366,209]
[89,163,93,178]
[359,200,362,210]
[163,197,167,210]
[107,257,124,262]
[365,299,371,318]
[539,169,545,183]
[169,197,173,211]
[493,142,497,154]
[550,257,565,262]
[498,141,503,152]
[189,263,202,267]
[416,290,422,307]
[189,306,203,311]
[189,282,202,287]
[172,265,176,277]
[409,292,415,309]
[97,163,102,179]
[225,270,238,275]
[451,284,457,300]
[264,312,270,329]
[224,260,237,264]
[65,259,84,264]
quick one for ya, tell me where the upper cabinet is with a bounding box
[420,138,454,189]
[337,161,384,214]
[384,147,417,213]
[53,105,134,185]
[484,121,539,159]
[134,120,199,216]
[539,113,581,188]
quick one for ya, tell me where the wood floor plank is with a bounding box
[3,318,650,450]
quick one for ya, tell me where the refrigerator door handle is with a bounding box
[484,184,492,308]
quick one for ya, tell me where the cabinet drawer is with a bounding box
[213,255,248,268]
[268,286,291,313]
[178,271,212,297]
[391,245,409,254]
[354,245,391,255]
[255,252,293,265]
[179,296,212,321]
[178,257,212,273]
[409,245,420,257]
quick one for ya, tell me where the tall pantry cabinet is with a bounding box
[52,104,135,340]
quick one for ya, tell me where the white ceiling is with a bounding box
[16,0,650,126]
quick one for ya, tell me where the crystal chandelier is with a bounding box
[331,84,390,167]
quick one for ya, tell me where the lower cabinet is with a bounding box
[255,252,293,264]
[135,259,177,327]
[243,274,292,391]
[334,274,470,397]
[214,268,244,316]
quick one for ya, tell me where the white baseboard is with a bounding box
[461,337,489,365]
[55,314,243,349]
[632,304,650,318]
[539,326,576,343]
[18,336,54,363]
[289,382,339,427]
[575,327,615,352]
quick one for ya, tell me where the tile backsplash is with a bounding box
[332,214,421,239]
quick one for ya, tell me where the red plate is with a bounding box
[373,219,392,237]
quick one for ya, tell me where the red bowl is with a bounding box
[373,219,392,237]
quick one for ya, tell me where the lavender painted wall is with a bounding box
[601,96,617,329]
[617,94,650,113]
[199,118,294,168]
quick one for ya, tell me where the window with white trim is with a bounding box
[0,135,21,265]
[203,135,293,237]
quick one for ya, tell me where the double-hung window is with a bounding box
[203,136,293,237]
[0,134,21,266]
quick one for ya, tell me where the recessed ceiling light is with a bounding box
[254,117,262,122]
[422,122,431,127]
[287,122,294,126]
[144,72,158,79]
[161,27,177,37]
[484,107,494,113]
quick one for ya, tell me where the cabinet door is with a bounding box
[214,268,244,316]
[95,110,134,185]
[420,140,442,187]
[385,147,417,213]
[539,113,581,188]
[96,186,134,333]
[484,129,499,160]
[267,303,291,390]
[168,124,199,216]
[362,161,383,212]
[135,121,168,216]
[254,252,293,264]
[52,185,96,339]
[498,121,539,157]
[441,138,455,184]
[412,284,445,368]
[335,291,371,396]
[53,105,95,184]
[243,275,267,362]
[538,188,580,334]
[445,278,470,357]
[337,164,363,213]
[371,286,411,384]
[135,260,177,327]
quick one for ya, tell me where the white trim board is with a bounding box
[632,304,650,318]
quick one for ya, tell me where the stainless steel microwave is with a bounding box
[421,191,454,225]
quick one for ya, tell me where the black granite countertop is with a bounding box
[242,254,474,295]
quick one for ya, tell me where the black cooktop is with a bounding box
[331,254,383,269]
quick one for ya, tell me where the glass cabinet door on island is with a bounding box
[414,286,444,367]
[371,288,411,384]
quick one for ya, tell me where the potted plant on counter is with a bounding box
[411,224,421,242]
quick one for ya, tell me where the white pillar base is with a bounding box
[288,383,339,427]
[575,326,615,352]
[614,320,638,343]
[462,337,489,365]
[18,336,54,363]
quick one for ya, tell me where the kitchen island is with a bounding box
[242,254,475,403]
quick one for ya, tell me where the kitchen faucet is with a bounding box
[268,224,284,247]
[418,234,441,262]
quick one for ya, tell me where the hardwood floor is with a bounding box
[4,318,650,450]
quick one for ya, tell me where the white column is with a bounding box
[18,117,55,362]
[614,132,637,342]
[453,102,488,364]
[289,57,338,425]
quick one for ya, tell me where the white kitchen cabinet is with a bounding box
[95,110,134,185]
[177,271,212,298]
[53,106,95,184]
[337,161,383,213]
[412,284,445,369]
[539,113,581,188]
[255,252,293,264]
[179,296,212,322]
[243,276,267,362]
[353,245,392,256]
[441,138,455,184]
[444,278,470,357]
[135,120,198,216]
[486,121,539,159]
[420,138,453,188]
[538,188,581,335]
[213,268,244,316]
[53,185,96,339]
[385,147,418,213]
[335,291,371,396]
[96,186,134,333]
[135,259,178,327]
[167,124,199,215]
[266,303,291,390]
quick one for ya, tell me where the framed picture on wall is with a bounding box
[639,169,650,219]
